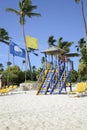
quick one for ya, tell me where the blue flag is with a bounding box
[10,41,26,58]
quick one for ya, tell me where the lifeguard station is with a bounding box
[36,46,73,95]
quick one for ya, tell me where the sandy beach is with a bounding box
[0,90,87,130]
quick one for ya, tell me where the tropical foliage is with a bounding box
[0,28,10,45]
[76,38,87,81]
[0,0,87,85]
[2,65,25,86]
[48,36,56,47]
[47,35,79,60]
[0,63,4,73]
[6,0,41,80]
[74,1,87,81]
[1,64,38,87]
[57,37,73,52]
[76,38,87,63]
[47,36,74,52]
[71,70,78,82]
[75,0,87,50]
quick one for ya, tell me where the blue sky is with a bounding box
[0,0,87,71]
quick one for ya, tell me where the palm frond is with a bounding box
[26,12,41,17]
[48,36,56,47]
[19,1,22,9]
[65,53,80,57]
[6,8,20,15]
[0,39,9,45]
[0,28,10,44]
[28,5,37,10]
[33,52,38,56]
[75,0,80,3]
[57,37,63,48]
[63,47,70,52]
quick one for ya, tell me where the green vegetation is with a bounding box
[75,0,87,50]
[1,65,38,86]
[71,70,78,82]
[76,38,87,81]
[0,28,10,45]
[6,0,41,80]
[2,65,25,86]
[0,0,87,85]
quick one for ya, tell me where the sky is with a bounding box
[0,0,87,71]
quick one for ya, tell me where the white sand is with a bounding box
[0,91,87,130]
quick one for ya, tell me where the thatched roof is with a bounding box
[41,46,66,55]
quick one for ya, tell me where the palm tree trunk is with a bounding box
[22,24,32,80]
[81,0,87,50]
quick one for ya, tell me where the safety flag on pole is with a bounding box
[10,41,26,58]
[26,35,38,50]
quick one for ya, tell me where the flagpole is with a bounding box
[7,41,10,87]
[25,59,26,82]
[13,55,15,66]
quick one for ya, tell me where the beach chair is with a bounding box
[13,85,17,89]
[0,88,7,94]
[0,85,17,95]
[69,82,86,96]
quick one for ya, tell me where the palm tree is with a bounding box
[48,35,56,47]
[57,37,73,52]
[47,36,79,58]
[22,59,26,81]
[7,61,12,66]
[0,28,11,86]
[32,65,36,72]
[0,63,4,73]
[0,28,10,45]
[76,38,87,63]
[0,28,10,64]
[75,38,86,52]
[6,0,41,80]
[41,56,45,65]
[57,37,80,67]
[75,0,87,50]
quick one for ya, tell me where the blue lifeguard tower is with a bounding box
[36,46,73,95]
